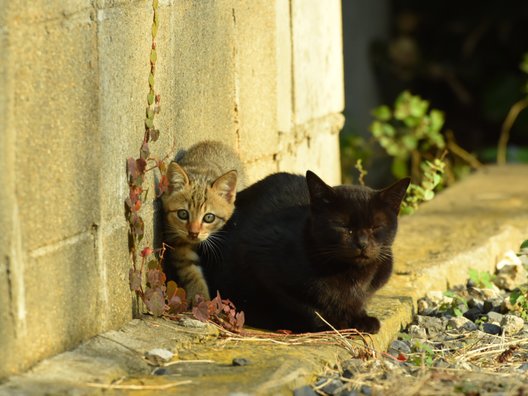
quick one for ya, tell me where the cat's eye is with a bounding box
[203,213,216,223]
[177,209,189,220]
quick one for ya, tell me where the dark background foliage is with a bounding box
[342,0,528,185]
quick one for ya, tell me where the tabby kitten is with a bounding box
[161,140,245,305]
[204,171,409,333]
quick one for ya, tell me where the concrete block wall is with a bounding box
[0,0,344,377]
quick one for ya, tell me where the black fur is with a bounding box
[204,171,409,333]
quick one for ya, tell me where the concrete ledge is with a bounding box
[1,165,527,395]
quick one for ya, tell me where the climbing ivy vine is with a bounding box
[124,1,244,332]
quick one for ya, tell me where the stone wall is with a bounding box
[0,0,344,377]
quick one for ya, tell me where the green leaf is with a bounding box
[383,123,396,137]
[402,134,418,150]
[409,96,429,118]
[520,239,528,250]
[422,190,435,201]
[145,117,154,129]
[429,109,445,132]
[370,121,384,138]
[148,73,155,88]
[391,156,409,179]
[372,105,392,121]
[150,49,157,64]
[510,289,522,304]
[147,90,155,106]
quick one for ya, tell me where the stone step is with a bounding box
[1,165,527,395]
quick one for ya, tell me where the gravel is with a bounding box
[300,248,528,395]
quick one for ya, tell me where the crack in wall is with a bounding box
[4,256,16,338]
[231,7,241,152]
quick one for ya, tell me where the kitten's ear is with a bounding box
[212,170,238,204]
[166,162,190,194]
[378,177,411,213]
[306,170,336,206]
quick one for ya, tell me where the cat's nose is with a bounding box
[188,232,199,240]
[357,235,368,249]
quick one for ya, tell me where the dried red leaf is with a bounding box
[166,280,177,298]
[127,157,137,180]
[144,287,166,317]
[168,287,187,314]
[235,311,245,329]
[147,268,166,288]
[150,129,160,142]
[136,158,147,174]
[192,300,210,322]
[140,142,150,160]
[129,268,142,292]
[397,353,407,362]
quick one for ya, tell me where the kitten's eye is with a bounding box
[372,224,383,231]
[177,209,189,220]
[203,213,216,223]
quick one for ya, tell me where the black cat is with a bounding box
[203,171,410,333]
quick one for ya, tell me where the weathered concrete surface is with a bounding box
[0,0,345,378]
[1,165,527,395]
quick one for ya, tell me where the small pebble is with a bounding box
[467,297,484,310]
[482,300,494,313]
[486,311,504,324]
[463,307,482,322]
[482,322,502,335]
[232,358,250,366]
[416,315,445,335]
[517,363,528,372]
[342,368,354,379]
[293,385,318,396]
[321,379,344,395]
[408,324,427,339]
[447,316,478,331]
[152,367,167,375]
[360,385,372,396]
[389,339,411,355]
[500,314,524,336]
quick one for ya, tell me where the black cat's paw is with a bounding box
[351,315,381,334]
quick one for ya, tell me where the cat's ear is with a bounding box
[306,170,336,207]
[378,177,411,213]
[212,170,238,204]
[166,162,190,194]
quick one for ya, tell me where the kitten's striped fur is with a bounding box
[161,141,245,305]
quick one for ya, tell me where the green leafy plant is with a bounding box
[126,0,178,318]
[508,239,528,320]
[468,268,495,289]
[370,90,446,181]
[398,333,435,366]
[400,157,446,215]
[509,285,528,320]
[440,290,468,317]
